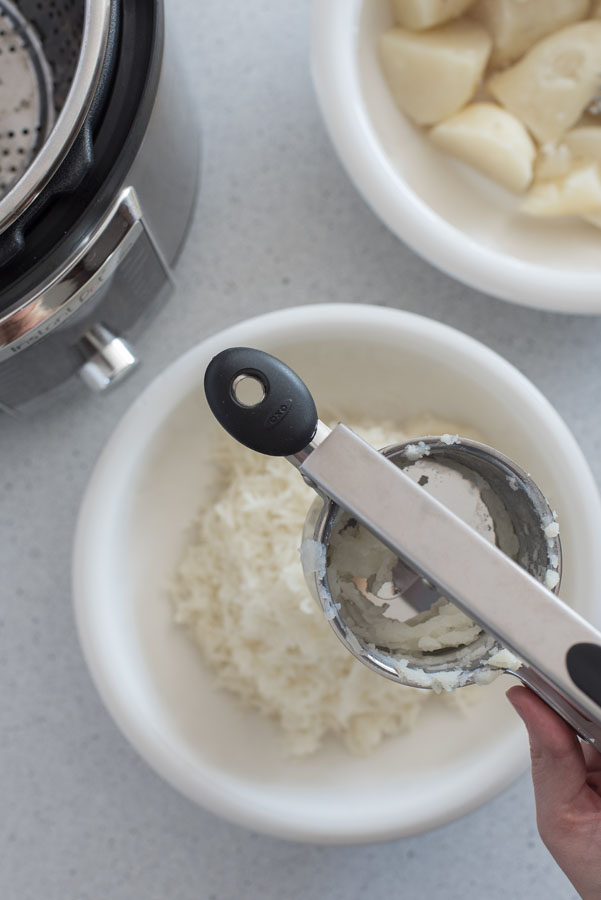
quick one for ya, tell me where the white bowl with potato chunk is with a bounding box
[311,0,601,313]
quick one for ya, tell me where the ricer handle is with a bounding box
[511,664,601,745]
[204,347,319,456]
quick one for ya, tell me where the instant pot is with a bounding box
[0,0,199,413]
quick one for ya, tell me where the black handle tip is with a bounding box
[567,643,601,709]
[204,347,318,456]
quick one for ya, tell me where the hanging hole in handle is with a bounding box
[231,373,267,407]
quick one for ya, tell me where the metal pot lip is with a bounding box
[0,0,112,236]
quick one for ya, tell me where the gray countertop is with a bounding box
[2,1,598,897]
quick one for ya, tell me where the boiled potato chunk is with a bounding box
[565,126,601,160]
[488,22,601,143]
[390,0,476,30]
[534,126,601,182]
[430,102,535,192]
[583,212,601,227]
[534,142,574,181]
[523,163,601,215]
[470,0,590,67]
[379,20,491,126]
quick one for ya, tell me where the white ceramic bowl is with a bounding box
[73,304,601,844]
[311,0,601,313]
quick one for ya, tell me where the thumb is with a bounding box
[507,685,587,809]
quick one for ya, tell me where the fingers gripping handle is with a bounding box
[204,347,318,456]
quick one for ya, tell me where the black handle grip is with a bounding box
[204,347,318,456]
[567,643,601,709]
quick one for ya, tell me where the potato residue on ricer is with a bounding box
[325,456,498,654]
[169,415,494,757]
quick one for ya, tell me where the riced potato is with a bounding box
[170,417,484,757]
[379,0,601,228]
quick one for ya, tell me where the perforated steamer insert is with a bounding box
[0,0,110,247]
[0,0,57,196]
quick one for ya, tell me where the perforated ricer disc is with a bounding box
[0,0,55,199]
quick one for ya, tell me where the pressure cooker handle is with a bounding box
[204,347,318,456]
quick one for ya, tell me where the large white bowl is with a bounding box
[311,0,601,313]
[73,304,601,843]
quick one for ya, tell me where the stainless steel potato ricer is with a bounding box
[204,347,601,745]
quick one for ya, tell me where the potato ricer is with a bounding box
[204,347,601,745]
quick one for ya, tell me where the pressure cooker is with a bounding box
[0,0,199,413]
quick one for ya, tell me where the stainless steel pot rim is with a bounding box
[0,0,112,235]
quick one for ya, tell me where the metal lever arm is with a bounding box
[512,665,601,745]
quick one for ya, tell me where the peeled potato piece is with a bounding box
[488,22,601,144]
[379,21,491,126]
[534,125,601,182]
[430,102,535,192]
[564,126,601,160]
[534,142,574,181]
[523,163,601,216]
[584,212,601,227]
[470,0,590,68]
[390,0,476,30]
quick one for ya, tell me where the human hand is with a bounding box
[507,685,601,900]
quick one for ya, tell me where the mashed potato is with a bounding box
[169,416,484,756]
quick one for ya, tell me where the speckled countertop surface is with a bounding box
[2,1,599,897]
